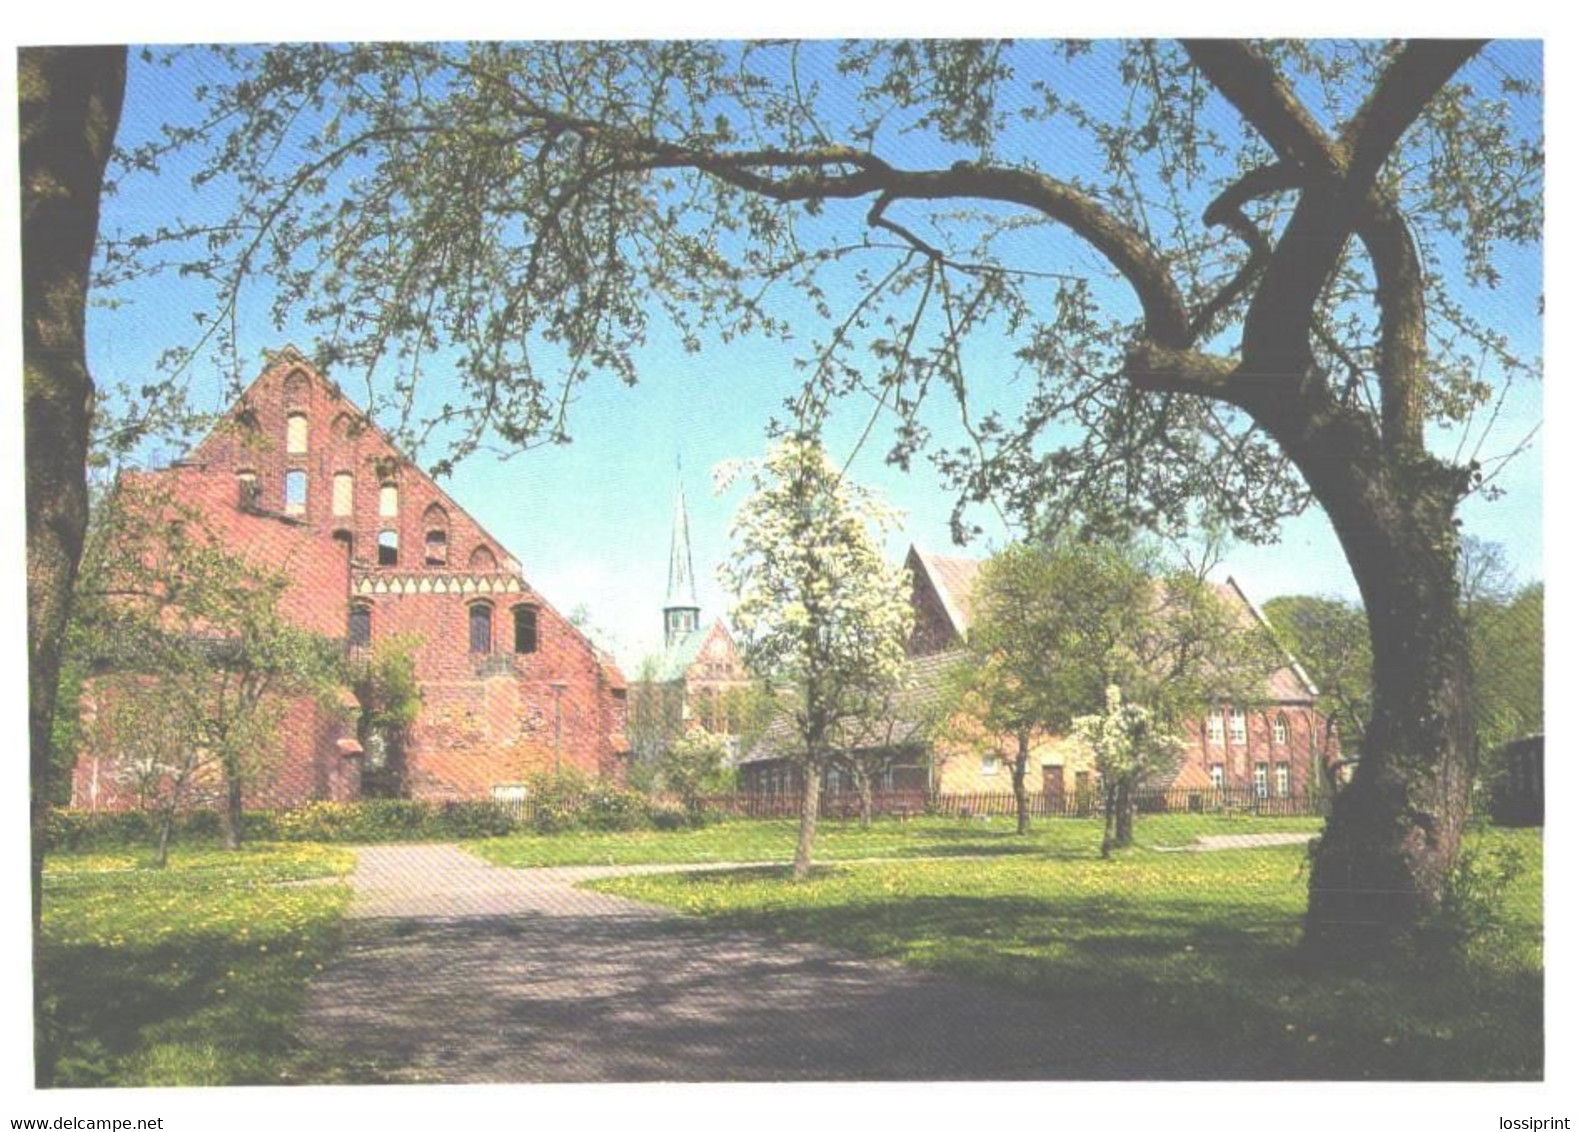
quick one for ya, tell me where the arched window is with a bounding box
[1228,707,1248,744]
[512,605,539,654]
[286,412,308,454]
[332,530,355,560]
[348,604,371,648]
[332,472,354,517]
[379,482,399,518]
[282,368,309,407]
[468,545,498,571]
[378,530,398,567]
[1206,709,1225,744]
[284,470,307,515]
[1273,714,1289,745]
[423,503,449,567]
[469,603,494,654]
[236,470,260,510]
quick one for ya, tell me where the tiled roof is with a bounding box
[741,649,964,765]
[914,543,1318,704]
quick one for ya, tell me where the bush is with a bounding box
[1415,841,1527,960]
[580,781,648,831]
[427,800,515,839]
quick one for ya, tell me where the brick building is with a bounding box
[71,347,629,810]
[738,545,1341,806]
[628,475,751,758]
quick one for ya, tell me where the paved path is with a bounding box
[297,844,1279,1082]
[1155,832,1319,853]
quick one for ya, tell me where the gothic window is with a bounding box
[469,603,494,654]
[348,605,371,647]
[284,470,307,515]
[1275,763,1291,798]
[1274,714,1290,745]
[423,503,450,566]
[282,368,309,407]
[332,472,354,517]
[379,482,399,518]
[513,606,539,654]
[1254,762,1269,799]
[1206,710,1225,743]
[468,545,498,571]
[236,471,260,510]
[286,412,308,454]
[1229,707,1248,744]
[378,530,398,567]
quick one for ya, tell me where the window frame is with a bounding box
[1206,710,1225,743]
[1228,706,1248,744]
[348,604,372,648]
[469,602,494,655]
[1253,762,1269,799]
[512,605,539,655]
[283,469,308,515]
[377,529,399,567]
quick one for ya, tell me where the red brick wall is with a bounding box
[905,551,962,657]
[71,351,628,807]
[1172,704,1342,794]
[71,676,359,811]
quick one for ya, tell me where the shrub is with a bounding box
[427,800,515,839]
[579,780,648,831]
[1414,841,1527,960]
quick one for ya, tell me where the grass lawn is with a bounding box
[467,812,1325,868]
[39,842,355,1087]
[592,824,1543,1080]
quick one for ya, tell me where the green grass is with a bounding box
[467,812,1325,867]
[39,842,355,1087]
[592,825,1542,1080]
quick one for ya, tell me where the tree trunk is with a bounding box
[155,811,174,869]
[1112,777,1134,850]
[21,43,125,918]
[1011,735,1031,835]
[1100,782,1118,859]
[21,45,126,1091]
[1263,419,1477,949]
[792,762,821,880]
[854,767,873,829]
[221,774,244,850]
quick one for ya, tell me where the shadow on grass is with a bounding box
[637,878,1542,1081]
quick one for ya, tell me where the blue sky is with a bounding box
[86,41,1544,670]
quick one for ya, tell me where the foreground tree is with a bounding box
[21,45,126,930]
[722,437,913,878]
[73,480,344,848]
[85,40,1542,948]
[1073,687,1186,858]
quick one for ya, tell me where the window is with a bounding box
[332,472,354,517]
[1254,762,1269,799]
[378,530,398,567]
[1229,707,1248,744]
[469,604,494,654]
[332,530,354,560]
[348,606,371,648]
[423,503,449,566]
[469,545,498,571]
[513,606,539,654]
[236,471,260,510]
[1210,763,1225,791]
[1274,714,1289,745]
[981,755,999,777]
[286,413,308,454]
[1275,763,1291,798]
[284,470,307,515]
[379,482,399,518]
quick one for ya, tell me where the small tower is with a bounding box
[664,470,701,649]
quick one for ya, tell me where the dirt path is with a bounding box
[296,843,1278,1082]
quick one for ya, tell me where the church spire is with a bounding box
[664,464,701,649]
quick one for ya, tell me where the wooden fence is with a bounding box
[499,785,1332,823]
